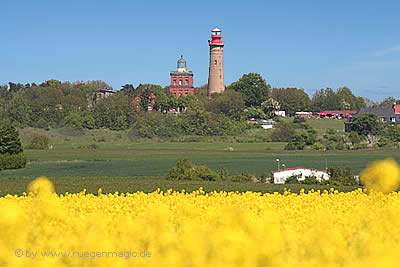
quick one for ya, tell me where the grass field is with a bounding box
[1,141,398,196]
[1,122,397,196]
[2,143,399,177]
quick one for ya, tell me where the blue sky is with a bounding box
[1,0,399,101]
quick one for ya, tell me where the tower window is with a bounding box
[179,80,182,85]
[214,60,217,66]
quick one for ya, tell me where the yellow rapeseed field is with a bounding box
[1,159,400,267]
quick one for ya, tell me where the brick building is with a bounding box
[169,56,194,97]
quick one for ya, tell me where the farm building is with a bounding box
[271,167,330,184]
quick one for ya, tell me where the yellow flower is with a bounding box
[360,158,400,193]
[27,176,55,196]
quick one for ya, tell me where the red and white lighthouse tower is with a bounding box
[207,27,224,96]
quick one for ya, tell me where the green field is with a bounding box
[1,141,399,196]
[1,123,398,196]
[3,142,399,177]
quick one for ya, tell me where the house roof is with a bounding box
[271,167,328,174]
[357,108,398,117]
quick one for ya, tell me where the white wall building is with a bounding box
[271,167,330,184]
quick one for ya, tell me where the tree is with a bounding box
[260,98,280,119]
[134,84,165,110]
[120,84,135,95]
[0,124,24,155]
[206,90,245,120]
[351,113,382,136]
[5,91,32,126]
[92,93,137,130]
[336,87,366,110]
[311,88,340,111]
[376,97,398,108]
[271,88,311,116]
[0,124,26,170]
[227,73,270,107]
[40,79,62,88]
[8,82,25,93]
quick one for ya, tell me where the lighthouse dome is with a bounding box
[177,55,187,72]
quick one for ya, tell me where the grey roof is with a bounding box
[357,108,398,117]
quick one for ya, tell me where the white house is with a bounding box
[271,167,330,184]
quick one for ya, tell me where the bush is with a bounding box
[285,175,300,184]
[0,153,27,170]
[76,143,99,150]
[335,142,345,150]
[271,122,295,142]
[166,159,219,181]
[328,166,358,186]
[217,166,229,181]
[190,165,219,181]
[166,159,194,180]
[293,117,306,123]
[311,143,325,150]
[349,131,361,144]
[301,176,320,185]
[28,134,49,150]
[34,118,48,129]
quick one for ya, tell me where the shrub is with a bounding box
[34,118,48,129]
[0,153,27,170]
[217,166,229,181]
[326,128,336,135]
[271,122,295,142]
[328,166,358,186]
[76,144,99,150]
[28,134,49,150]
[285,175,300,184]
[335,142,345,150]
[301,176,320,185]
[166,159,194,180]
[293,117,306,123]
[349,131,361,144]
[166,159,219,181]
[190,165,219,181]
[311,143,325,150]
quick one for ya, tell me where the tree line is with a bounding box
[0,74,398,132]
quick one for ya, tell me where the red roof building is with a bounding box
[170,55,194,97]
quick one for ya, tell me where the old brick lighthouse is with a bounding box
[207,27,225,96]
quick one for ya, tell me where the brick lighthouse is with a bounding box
[207,27,225,96]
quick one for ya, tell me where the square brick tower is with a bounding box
[207,27,224,96]
[170,55,194,97]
